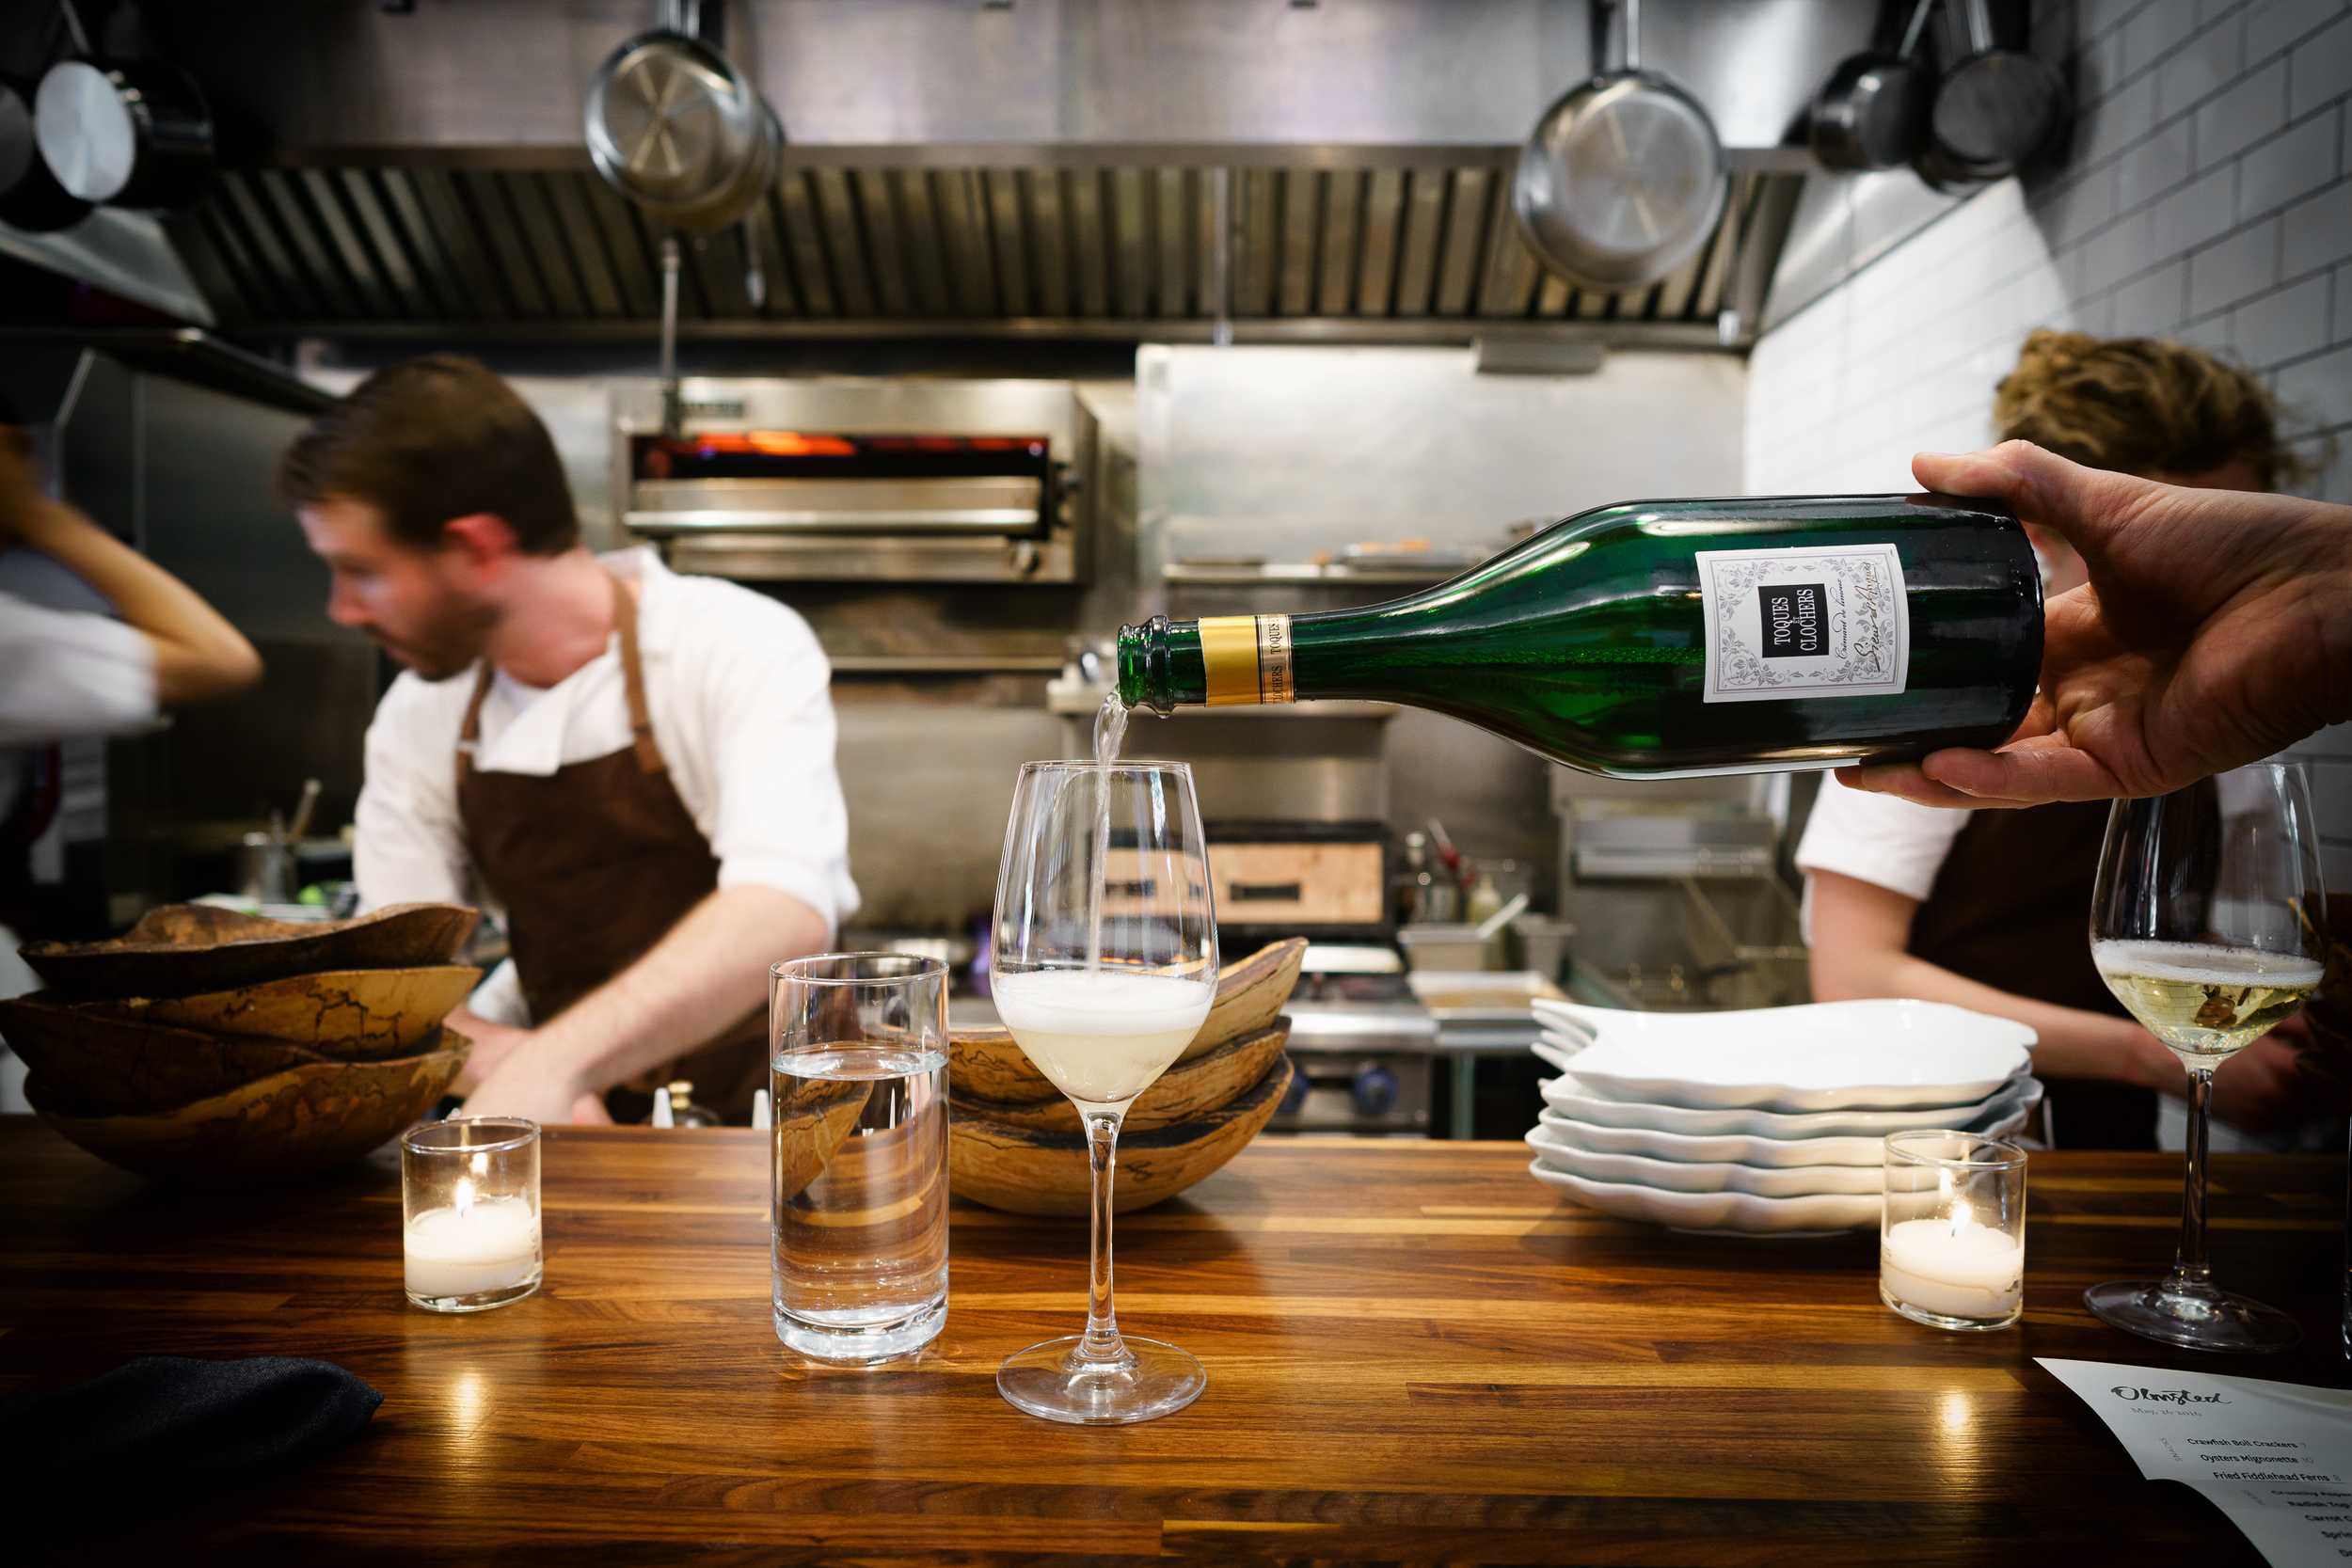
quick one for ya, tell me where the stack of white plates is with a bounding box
[1524,998,2042,1237]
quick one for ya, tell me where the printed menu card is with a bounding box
[2038,1357,2352,1567]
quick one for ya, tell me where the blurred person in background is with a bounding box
[1799,331,2336,1151]
[285,357,855,1128]
[0,399,263,1109]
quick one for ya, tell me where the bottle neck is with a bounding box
[1119,614,1298,711]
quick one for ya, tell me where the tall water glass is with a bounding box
[2085,762,2326,1354]
[992,760,1218,1425]
[769,954,950,1364]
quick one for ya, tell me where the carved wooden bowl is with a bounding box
[58,965,480,1059]
[20,903,479,1001]
[948,1052,1292,1217]
[24,1037,471,1184]
[0,994,337,1113]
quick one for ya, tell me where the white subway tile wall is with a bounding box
[2288,723,2352,892]
[1748,0,2352,886]
[1751,0,2349,499]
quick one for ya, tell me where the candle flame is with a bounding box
[454,1178,475,1218]
[1947,1199,1972,1237]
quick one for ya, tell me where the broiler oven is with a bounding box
[612,378,1094,583]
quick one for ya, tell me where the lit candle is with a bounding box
[1881,1202,2024,1322]
[404,1176,541,1301]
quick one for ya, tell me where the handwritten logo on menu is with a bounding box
[2110,1386,2230,1403]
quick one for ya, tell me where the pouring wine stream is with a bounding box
[1087,690,1130,974]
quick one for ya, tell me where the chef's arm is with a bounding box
[1806,869,2181,1091]
[1,434,262,703]
[457,883,830,1124]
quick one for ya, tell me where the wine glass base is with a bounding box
[996,1336,1205,1425]
[2085,1278,2302,1354]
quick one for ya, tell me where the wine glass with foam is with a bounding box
[2085,761,2327,1354]
[989,759,1217,1424]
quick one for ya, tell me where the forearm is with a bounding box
[1814,945,2177,1091]
[15,496,260,702]
[446,1003,527,1095]
[525,883,830,1096]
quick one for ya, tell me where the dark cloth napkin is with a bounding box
[0,1355,382,1527]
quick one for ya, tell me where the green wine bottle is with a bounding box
[1118,493,2042,780]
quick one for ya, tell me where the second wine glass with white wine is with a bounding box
[990,759,1218,1423]
[2087,762,2327,1354]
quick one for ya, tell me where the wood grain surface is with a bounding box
[1,1117,2344,1565]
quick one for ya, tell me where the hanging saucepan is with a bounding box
[1512,0,1726,294]
[1809,0,1939,173]
[33,55,215,214]
[584,22,779,233]
[0,76,90,232]
[1914,0,2068,193]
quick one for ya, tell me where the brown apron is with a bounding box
[455,573,767,1124]
[1907,800,2156,1150]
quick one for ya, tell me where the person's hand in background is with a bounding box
[2204,1015,2340,1135]
[1839,441,2351,809]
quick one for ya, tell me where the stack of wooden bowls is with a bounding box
[948,938,1305,1216]
[6,902,481,1183]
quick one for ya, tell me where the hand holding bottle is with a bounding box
[1839,441,2352,810]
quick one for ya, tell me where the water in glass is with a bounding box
[771,1042,949,1363]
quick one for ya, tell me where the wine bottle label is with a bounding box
[1695,543,1910,704]
[1198,614,1295,705]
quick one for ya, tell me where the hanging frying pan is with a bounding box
[1512,0,1727,294]
[28,0,215,216]
[0,76,90,232]
[34,56,214,214]
[584,7,779,234]
[1914,0,2068,192]
[1809,0,1938,172]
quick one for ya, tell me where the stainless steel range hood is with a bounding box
[172,157,1797,347]
[93,0,1867,348]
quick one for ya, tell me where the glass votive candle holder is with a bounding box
[1881,1130,2026,1331]
[402,1117,542,1313]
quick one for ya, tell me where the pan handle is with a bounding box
[1623,0,1641,71]
[1960,0,1994,55]
[1897,0,1938,58]
[659,235,682,439]
[56,0,92,57]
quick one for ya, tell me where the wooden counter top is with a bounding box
[2,1117,2344,1563]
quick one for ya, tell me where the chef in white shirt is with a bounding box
[283,356,855,1126]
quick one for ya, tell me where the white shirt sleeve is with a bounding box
[1793,776,1973,943]
[0,591,156,746]
[669,587,860,933]
[353,673,473,912]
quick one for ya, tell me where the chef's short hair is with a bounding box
[278,356,580,555]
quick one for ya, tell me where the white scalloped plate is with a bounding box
[1537,1108,1885,1167]
[1531,1077,2042,1167]
[1527,1158,1880,1234]
[1527,1126,1886,1196]
[1534,1046,2033,1139]
[1530,997,2034,1112]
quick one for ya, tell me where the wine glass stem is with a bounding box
[1074,1109,1131,1367]
[2168,1067,2216,1291]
